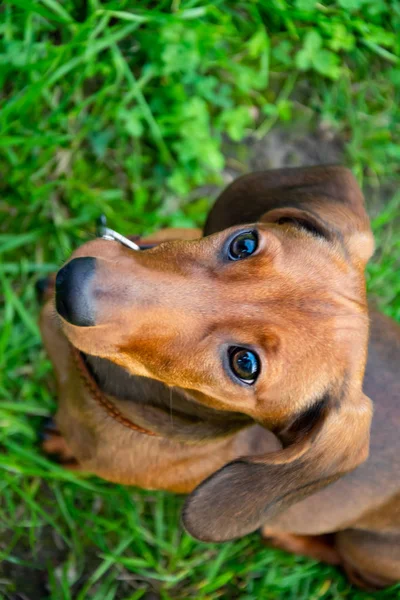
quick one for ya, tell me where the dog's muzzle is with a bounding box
[55,220,141,327]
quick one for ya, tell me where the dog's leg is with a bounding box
[336,529,400,591]
[261,527,340,565]
[40,417,81,469]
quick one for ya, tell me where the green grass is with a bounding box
[1,1,400,598]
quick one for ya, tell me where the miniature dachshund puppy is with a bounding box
[40,166,400,590]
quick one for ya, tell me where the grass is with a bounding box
[0,0,400,598]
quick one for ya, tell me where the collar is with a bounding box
[70,344,162,438]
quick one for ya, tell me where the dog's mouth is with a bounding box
[74,345,254,441]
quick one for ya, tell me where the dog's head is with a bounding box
[55,166,374,541]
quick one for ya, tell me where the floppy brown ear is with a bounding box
[182,390,372,542]
[205,165,374,266]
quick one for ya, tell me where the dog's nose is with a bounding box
[55,257,96,327]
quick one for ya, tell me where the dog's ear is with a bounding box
[182,389,372,542]
[204,165,374,266]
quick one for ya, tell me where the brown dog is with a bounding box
[40,166,400,590]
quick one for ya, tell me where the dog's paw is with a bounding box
[39,417,80,468]
[343,563,394,591]
[261,527,340,565]
[39,416,59,438]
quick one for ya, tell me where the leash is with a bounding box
[97,215,141,251]
[67,215,162,437]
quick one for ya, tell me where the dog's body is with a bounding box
[40,167,400,589]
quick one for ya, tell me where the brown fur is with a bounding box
[40,166,400,589]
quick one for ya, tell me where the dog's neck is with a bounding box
[84,354,252,441]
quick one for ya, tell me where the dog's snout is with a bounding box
[55,257,96,327]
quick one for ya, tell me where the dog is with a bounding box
[39,166,400,590]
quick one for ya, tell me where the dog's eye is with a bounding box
[229,347,260,384]
[228,231,258,260]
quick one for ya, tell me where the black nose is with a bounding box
[55,257,96,327]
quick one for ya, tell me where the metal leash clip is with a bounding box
[96,215,140,251]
